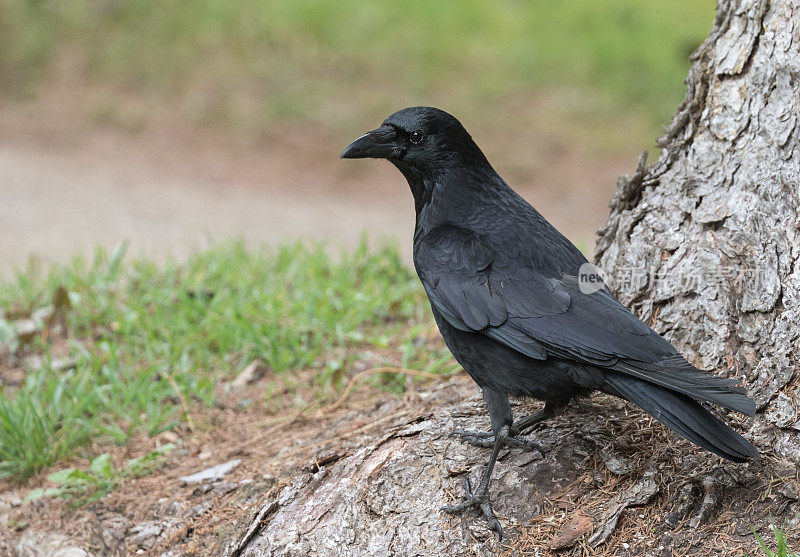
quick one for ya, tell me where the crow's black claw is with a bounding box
[441,477,503,540]
[453,428,545,457]
[452,429,494,448]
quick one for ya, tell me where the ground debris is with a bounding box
[188,499,213,517]
[550,509,593,550]
[179,459,242,485]
[22,355,76,373]
[14,531,90,557]
[0,494,20,529]
[129,518,183,551]
[92,515,129,552]
[12,320,37,346]
[129,521,164,549]
[689,469,733,529]
[602,452,633,476]
[588,472,659,547]
[231,361,268,389]
[213,482,238,495]
[664,482,701,528]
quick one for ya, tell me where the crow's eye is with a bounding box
[409,130,424,144]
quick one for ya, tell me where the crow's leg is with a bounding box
[442,388,517,538]
[442,423,508,539]
[509,401,559,434]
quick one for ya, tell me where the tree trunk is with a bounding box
[227,1,800,554]
[596,0,800,458]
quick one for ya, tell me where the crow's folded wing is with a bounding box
[415,227,562,360]
[415,227,754,415]
[415,226,670,362]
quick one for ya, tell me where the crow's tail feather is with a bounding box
[604,374,759,462]
[614,356,756,417]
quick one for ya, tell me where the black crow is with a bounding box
[341,106,758,538]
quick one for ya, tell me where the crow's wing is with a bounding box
[415,227,754,415]
[415,226,670,361]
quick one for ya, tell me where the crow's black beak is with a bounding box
[341,126,398,159]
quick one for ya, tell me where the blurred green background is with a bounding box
[2,0,714,139]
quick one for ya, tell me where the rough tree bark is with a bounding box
[596,0,800,457]
[227,1,800,554]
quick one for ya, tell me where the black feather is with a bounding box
[604,373,758,462]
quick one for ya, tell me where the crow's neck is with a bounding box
[393,163,435,215]
[409,162,508,239]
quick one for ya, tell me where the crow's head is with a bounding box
[341,107,488,176]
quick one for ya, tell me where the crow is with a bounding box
[341,106,758,538]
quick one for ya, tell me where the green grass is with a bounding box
[1,1,715,134]
[24,445,174,506]
[0,240,447,480]
[751,521,798,557]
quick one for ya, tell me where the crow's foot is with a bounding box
[451,402,557,455]
[452,428,545,456]
[442,476,503,539]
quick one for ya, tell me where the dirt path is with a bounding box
[0,135,414,273]
[0,109,631,275]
